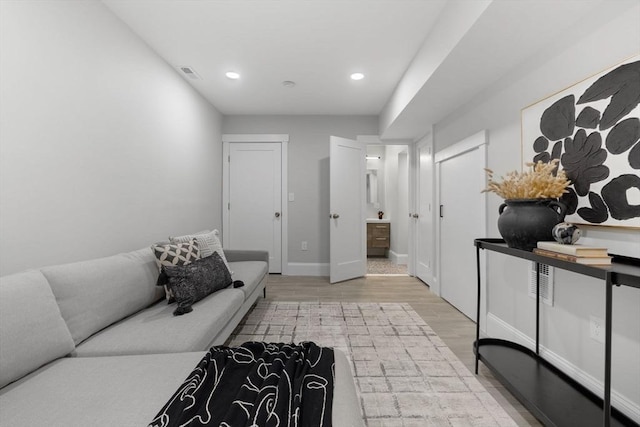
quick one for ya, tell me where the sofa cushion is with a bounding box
[41,248,163,346]
[0,352,205,427]
[227,260,268,299]
[121,247,166,303]
[333,348,364,426]
[162,252,232,315]
[0,270,75,388]
[170,229,231,272]
[74,288,245,356]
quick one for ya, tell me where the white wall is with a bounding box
[0,0,223,275]
[434,1,640,420]
[384,145,409,260]
[222,115,378,267]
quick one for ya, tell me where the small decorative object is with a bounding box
[552,222,582,244]
[484,159,571,251]
[378,210,384,220]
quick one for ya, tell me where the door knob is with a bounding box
[275,212,281,218]
[331,213,340,219]
[412,213,419,219]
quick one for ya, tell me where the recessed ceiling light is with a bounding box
[225,71,240,80]
[282,80,296,88]
[350,72,365,81]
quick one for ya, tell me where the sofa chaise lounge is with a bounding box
[0,239,363,426]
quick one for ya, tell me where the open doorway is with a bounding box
[365,144,410,276]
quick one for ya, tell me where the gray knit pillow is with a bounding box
[161,252,232,315]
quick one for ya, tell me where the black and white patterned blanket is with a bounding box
[149,342,334,427]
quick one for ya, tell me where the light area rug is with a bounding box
[228,301,517,427]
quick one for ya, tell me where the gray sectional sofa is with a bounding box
[0,244,363,426]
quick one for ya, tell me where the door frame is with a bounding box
[222,134,289,275]
[356,135,414,274]
[434,130,488,322]
[413,131,435,285]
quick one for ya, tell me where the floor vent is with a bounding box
[528,261,554,306]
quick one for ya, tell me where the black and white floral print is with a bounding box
[524,57,640,227]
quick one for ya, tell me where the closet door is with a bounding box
[226,142,282,273]
[436,131,487,320]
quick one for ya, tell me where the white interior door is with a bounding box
[330,136,366,283]
[415,136,434,286]
[227,142,282,273]
[437,132,486,320]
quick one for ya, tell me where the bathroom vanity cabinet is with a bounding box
[367,221,390,256]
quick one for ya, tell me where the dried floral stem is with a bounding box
[483,159,570,199]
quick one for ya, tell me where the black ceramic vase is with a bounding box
[497,198,566,251]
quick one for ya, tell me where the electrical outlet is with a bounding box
[301,241,308,251]
[590,315,605,344]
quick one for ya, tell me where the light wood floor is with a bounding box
[264,274,542,426]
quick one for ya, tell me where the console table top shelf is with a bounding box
[474,238,640,288]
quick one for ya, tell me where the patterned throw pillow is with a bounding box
[170,229,231,274]
[161,252,232,316]
[151,240,201,300]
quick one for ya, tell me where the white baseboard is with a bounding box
[286,262,329,276]
[389,250,408,265]
[486,313,640,423]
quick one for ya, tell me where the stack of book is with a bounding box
[534,241,612,265]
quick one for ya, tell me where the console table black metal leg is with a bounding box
[475,245,481,374]
[604,273,613,427]
[535,262,540,355]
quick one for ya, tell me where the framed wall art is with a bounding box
[522,55,640,228]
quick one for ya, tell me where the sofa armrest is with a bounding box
[224,249,269,264]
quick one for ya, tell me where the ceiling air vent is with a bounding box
[180,66,201,80]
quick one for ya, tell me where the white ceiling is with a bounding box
[380,0,615,139]
[103,0,447,116]
[102,0,622,140]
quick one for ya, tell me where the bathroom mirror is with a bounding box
[366,169,379,205]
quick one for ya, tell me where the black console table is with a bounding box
[474,238,640,427]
